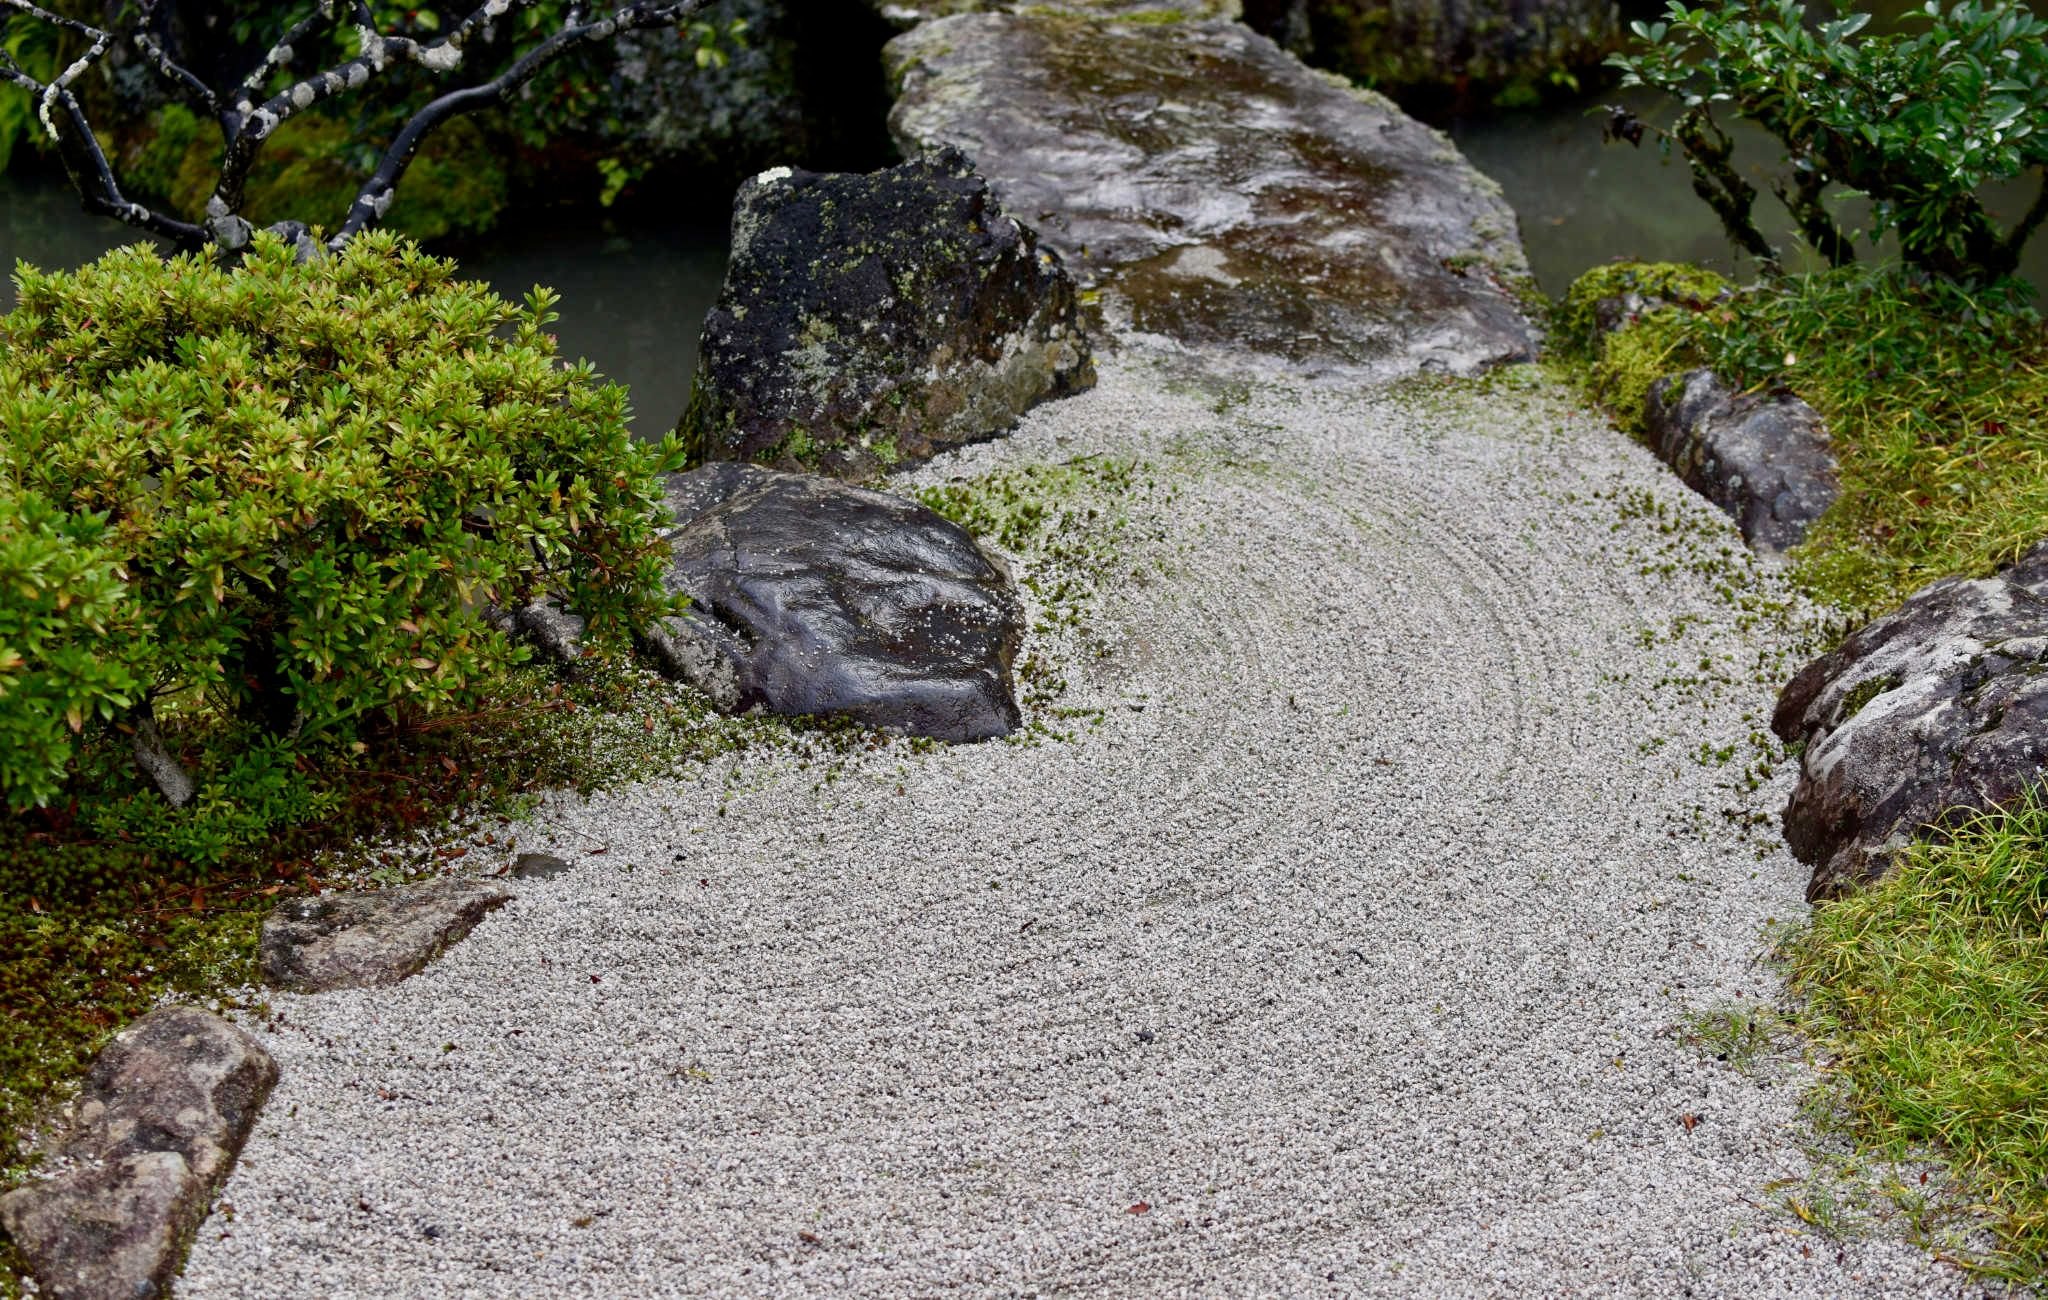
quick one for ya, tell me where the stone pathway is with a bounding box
[179,365,1983,1297]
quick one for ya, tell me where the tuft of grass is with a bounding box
[1785,788,2048,1279]
[1683,1002,1787,1072]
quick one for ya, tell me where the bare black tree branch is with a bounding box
[0,0,708,253]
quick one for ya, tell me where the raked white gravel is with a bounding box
[179,356,2001,1298]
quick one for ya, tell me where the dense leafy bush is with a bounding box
[0,232,682,813]
[1609,0,2048,280]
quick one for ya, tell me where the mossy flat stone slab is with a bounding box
[871,0,1241,25]
[887,14,1535,379]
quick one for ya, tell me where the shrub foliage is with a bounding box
[1608,0,2048,280]
[0,232,681,813]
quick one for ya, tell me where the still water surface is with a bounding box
[0,170,727,433]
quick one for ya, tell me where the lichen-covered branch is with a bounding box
[2,0,707,253]
[331,1,706,247]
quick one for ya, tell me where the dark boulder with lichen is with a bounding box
[678,147,1094,480]
[641,463,1025,741]
[1772,541,2048,901]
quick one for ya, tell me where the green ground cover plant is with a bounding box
[1786,791,2048,1279]
[1555,261,2048,618]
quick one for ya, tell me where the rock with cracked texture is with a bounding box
[680,146,1094,480]
[259,878,514,992]
[1773,541,2048,900]
[886,14,1535,380]
[1644,369,1838,555]
[869,0,1240,25]
[0,1007,275,1300]
[641,462,1023,741]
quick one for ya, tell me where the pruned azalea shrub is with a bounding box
[0,232,680,856]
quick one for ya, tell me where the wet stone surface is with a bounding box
[1644,369,1838,555]
[1774,540,2048,900]
[887,14,1535,380]
[0,1008,276,1300]
[681,146,1093,480]
[871,0,1241,23]
[643,462,1024,742]
[259,879,514,993]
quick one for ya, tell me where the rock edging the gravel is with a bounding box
[259,878,514,993]
[1774,538,2048,900]
[1644,369,1838,555]
[0,1008,276,1300]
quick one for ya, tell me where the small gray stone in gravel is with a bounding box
[509,853,574,881]
[1644,368,1838,554]
[1775,538,2048,899]
[260,878,513,992]
[0,1007,275,1300]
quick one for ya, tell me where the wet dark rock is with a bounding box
[1773,542,2048,901]
[510,853,574,881]
[259,879,513,992]
[886,14,1535,380]
[1243,0,1624,115]
[0,1008,276,1300]
[1643,369,1838,555]
[643,463,1024,741]
[680,146,1094,480]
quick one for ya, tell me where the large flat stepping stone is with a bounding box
[1774,540,2048,900]
[682,146,1093,480]
[260,878,513,992]
[643,463,1024,741]
[886,14,1535,378]
[0,1008,275,1300]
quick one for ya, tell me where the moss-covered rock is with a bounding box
[680,147,1094,479]
[887,12,1535,381]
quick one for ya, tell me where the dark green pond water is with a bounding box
[1452,85,2048,299]
[0,170,728,434]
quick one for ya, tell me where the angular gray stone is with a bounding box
[1772,541,2048,901]
[1644,369,1839,555]
[643,463,1024,742]
[680,146,1094,481]
[259,878,513,992]
[0,1008,276,1300]
[886,14,1535,380]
